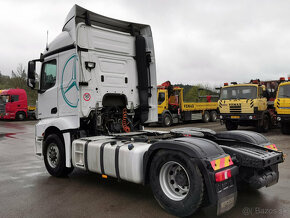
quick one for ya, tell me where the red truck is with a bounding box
[0,89,35,120]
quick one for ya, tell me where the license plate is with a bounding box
[231,116,240,119]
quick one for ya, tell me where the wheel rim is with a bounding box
[212,112,217,121]
[164,116,171,126]
[47,143,60,168]
[204,113,209,121]
[159,161,190,201]
[19,113,24,120]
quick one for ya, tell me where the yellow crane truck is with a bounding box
[158,81,218,126]
[275,77,290,134]
[218,80,278,132]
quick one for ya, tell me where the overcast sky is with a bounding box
[1,0,290,87]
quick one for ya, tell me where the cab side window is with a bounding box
[158,92,165,105]
[11,95,19,102]
[40,60,57,91]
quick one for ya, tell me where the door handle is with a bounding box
[51,107,57,114]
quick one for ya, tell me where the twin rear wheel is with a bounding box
[149,150,204,217]
[43,134,73,177]
[203,111,217,123]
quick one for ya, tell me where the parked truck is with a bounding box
[275,77,290,134]
[27,5,284,217]
[0,89,36,120]
[218,80,279,132]
[158,81,218,126]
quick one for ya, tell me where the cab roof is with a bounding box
[279,81,290,86]
[63,4,150,35]
[222,84,259,88]
[0,89,26,95]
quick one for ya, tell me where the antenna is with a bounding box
[46,30,49,51]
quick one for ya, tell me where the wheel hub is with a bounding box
[159,161,190,201]
[47,143,59,168]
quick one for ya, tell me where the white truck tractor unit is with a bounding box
[27,5,284,217]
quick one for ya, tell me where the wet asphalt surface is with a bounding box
[0,120,289,218]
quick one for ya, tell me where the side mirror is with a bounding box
[27,61,36,89]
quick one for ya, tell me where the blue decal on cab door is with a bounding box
[61,54,79,108]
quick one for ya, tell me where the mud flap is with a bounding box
[217,191,237,215]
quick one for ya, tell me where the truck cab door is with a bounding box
[37,56,58,119]
[158,90,168,114]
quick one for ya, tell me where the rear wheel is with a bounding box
[162,113,173,127]
[225,120,238,130]
[43,134,73,177]
[16,111,26,121]
[149,150,204,217]
[209,111,217,122]
[202,111,210,123]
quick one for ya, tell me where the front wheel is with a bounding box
[16,112,26,121]
[162,113,173,127]
[43,134,73,177]
[149,150,204,217]
[225,120,238,130]
[257,115,270,133]
[281,122,290,134]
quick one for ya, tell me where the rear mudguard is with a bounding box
[215,130,269,145]
[208,130,284,188]
[143,137,238,206]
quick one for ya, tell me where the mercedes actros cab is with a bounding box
[27,5,284,217]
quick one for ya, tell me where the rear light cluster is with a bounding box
[215,169,232,182]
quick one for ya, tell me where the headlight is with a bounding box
[249,116,253,120]
[5,113,9,116]
[220,115,223,119]
[277,117,281,121]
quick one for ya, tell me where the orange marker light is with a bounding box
[102,174,108,179]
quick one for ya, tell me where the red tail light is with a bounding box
[224,83,228,86]
[280,77,285,81]
[288,77,290,81]
[215,169,232,182]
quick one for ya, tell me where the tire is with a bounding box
[162,113,173,127]
[209,111,217,122]
[202,111,210,123]
[225,120,238,130]
[16,112,26,121]
[149,150,204,217]
[257,115,270,133]
[43,134,74,177]
[281,122,290,134]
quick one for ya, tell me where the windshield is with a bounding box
[220,86,257,100]
[0,95,10,103]
[278,85,290,98]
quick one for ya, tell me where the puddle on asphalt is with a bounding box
[0,132,17,140]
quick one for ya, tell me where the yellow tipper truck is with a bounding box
[219,80,278,132]
[158,81,218,126]
[275,77,290,134]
